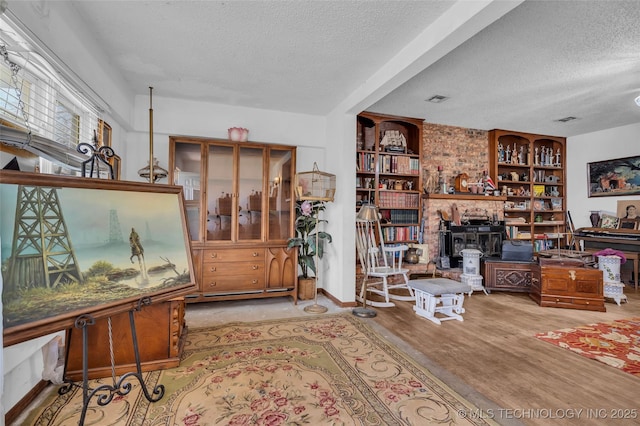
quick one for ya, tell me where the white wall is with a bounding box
[120,95,327,183]
[566,122,640,229]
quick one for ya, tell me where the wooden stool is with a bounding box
[408,278,471,325]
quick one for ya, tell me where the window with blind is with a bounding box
[0,16,102,173]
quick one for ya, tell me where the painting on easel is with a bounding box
[1,171,195,346]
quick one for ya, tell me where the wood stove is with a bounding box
[444,220,506,268]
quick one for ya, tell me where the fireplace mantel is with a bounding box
[423,193,507,201]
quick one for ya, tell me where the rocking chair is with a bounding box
[355,206,414,308]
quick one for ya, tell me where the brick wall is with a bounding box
[422,123,489,187]
[421,123,504,262]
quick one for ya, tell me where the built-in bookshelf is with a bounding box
[356,112,424,244]
[489,129,567,251]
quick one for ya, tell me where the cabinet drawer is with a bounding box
[203,248,264,263]
[203,261,263,276]
[202,274,264,292]
[539,295,604,311]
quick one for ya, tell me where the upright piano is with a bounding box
[574,227,640,290]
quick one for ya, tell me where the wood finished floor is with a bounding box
[371,288,640,426]
[12,289,639,426]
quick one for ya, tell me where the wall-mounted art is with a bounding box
[1,171,195,346]
[587,155,640,197]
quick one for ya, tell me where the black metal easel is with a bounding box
[59,297,165,425]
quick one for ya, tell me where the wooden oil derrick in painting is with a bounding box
[4,185,83,293]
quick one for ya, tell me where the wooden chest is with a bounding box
[529,265,605,312]
[483,259,535,293]
[65,298,186,380]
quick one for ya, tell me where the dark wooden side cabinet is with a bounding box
[65,298,186,380]
[529,265,605,312]
[483,259,535,293]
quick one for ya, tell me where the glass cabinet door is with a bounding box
[238,146,265,241]
[207,144,235,242]
[172,141,202,241]
[268,148,293,241]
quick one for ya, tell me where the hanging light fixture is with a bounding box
[138,86,168,183]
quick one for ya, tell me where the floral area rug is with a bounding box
[26,314,496,425]
[535,317,640,377]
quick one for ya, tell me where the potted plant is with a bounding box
[287,200,333,299]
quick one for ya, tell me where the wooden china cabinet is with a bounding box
[169,136,298,303]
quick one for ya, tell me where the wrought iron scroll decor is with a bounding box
[78,142,117,179]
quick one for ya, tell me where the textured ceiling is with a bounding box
[369,0,640,136]
[71,0,452,114]
[65,1,640,137]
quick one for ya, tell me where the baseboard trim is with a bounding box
[5,379,50,425]
[319,289,358,308]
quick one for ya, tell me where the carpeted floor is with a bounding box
[535,317,640,377]
[22,314,501,425]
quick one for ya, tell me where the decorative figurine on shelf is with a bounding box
[380,130,407,153]
[498,143,504,163]
[534,147,539,165]
[555,149,561,167]
[518,146,525,165]
[436,166,446,194]
[505,146,511,164]
[511,145,519,164]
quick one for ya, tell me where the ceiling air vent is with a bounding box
[555,116,578,123]
[425,95,449,103]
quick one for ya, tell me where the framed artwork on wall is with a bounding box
[1,171,196,346]
[587,155,640,197]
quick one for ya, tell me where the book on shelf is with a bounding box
[377,154,421,175]
[378,192,419,208]
[382,225,419,242]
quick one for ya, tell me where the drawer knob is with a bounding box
[252,279,258,284]
[252,265,258,270]
[210,266,216,272]
[252,252,259,257]
[210,253,218,259]
[209,282,216,287]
